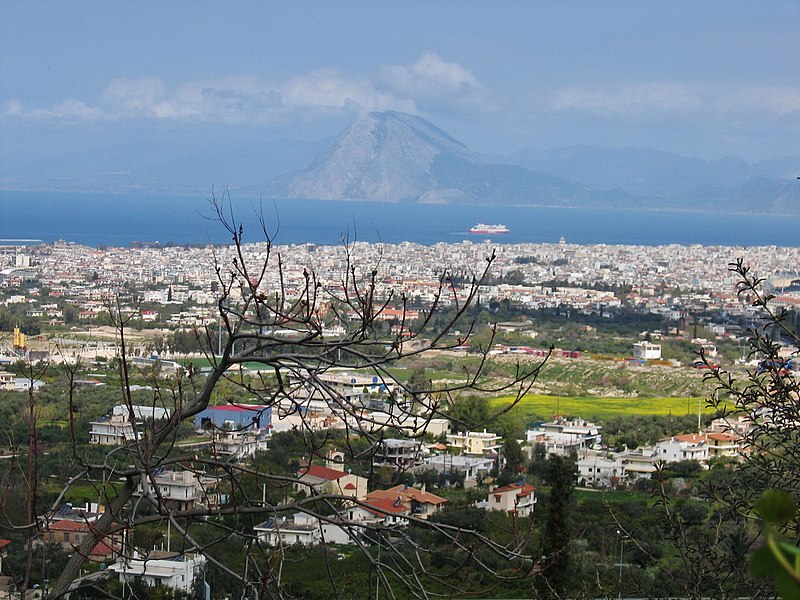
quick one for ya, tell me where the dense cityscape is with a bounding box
[0,236,798,598]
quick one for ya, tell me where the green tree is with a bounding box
[538,454,577,599]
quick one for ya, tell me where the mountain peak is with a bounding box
[284,111,477,202]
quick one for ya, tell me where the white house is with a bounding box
[365,485,447,520]
[577,448,661,487]
[345,498,410,529]
[254,513,321,547]
[135,469,218,511]
[578,451,626,487]
[109,551,204,594]
[632,341,662,360]
[487,482,537,517]
[89,405,170,446]
[421,453,494,483]
[295,464,368,499]
[208,429,270,460]
[526,418,602,456]
[654,434,709,463]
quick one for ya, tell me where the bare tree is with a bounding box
[706,259,800,511]
[31,198,548,599]
[611,258,800,600]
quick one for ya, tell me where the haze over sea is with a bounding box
[3,191,798,248]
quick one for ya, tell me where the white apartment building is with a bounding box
[578,449,660,487]
[89,405,170,445]
[135,469,217,511]
[654,434,709,463]
[526,418,602,456]
[446,430,502,457]
[254,513,320,547]
[109,551,205,594]
[578,451,626,487]
[209,429,270,460]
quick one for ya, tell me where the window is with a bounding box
[494,495,501,502]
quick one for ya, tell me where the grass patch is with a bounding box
[491,393,717,422]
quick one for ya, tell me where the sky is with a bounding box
[1,1,799,164]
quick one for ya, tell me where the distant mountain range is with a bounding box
[2,110,798,214]
[259,111,799,214]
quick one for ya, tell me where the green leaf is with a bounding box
[774,568,800,600]
[752,545,779,577]
[779,541,800,558]
[756,490,797,525]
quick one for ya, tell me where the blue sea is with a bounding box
[2,190,798,248]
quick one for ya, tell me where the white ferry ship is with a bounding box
[469,223,510,235]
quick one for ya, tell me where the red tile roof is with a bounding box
[90,540,121,557]
[675,433,707,444]
[493,482,536,498]
[299,464,347,481]
[361,498,410,516]
[48,520,90,531]
[367,484,447,506]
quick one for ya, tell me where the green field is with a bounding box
[490,393,717,421]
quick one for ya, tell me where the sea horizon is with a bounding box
[3,189,798,249]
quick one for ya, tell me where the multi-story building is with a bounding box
[109,551,205,594]
[208,429,270,460]
[134,469,218,511]
[487,482,537,517]
[526,418,602,456]
[254,513,321,547]
[372,439,425,469]
[421,453,494,483]
[655,434,709,463]
[446,430,502,457]
[89,405,170,445]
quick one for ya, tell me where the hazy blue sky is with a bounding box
[2,2,798,162]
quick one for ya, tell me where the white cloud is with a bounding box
[101,77,166,114]
[21,98,106,121]
[281,69,414,113]
[553,84,702,115]
[2,100,22,117]
[384,52,482,94]
[2,54,487,124]
[382,52,489,112]
[720,86,800,116]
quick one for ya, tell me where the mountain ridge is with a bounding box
[1,110,797,214]
[261,111,798,214]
